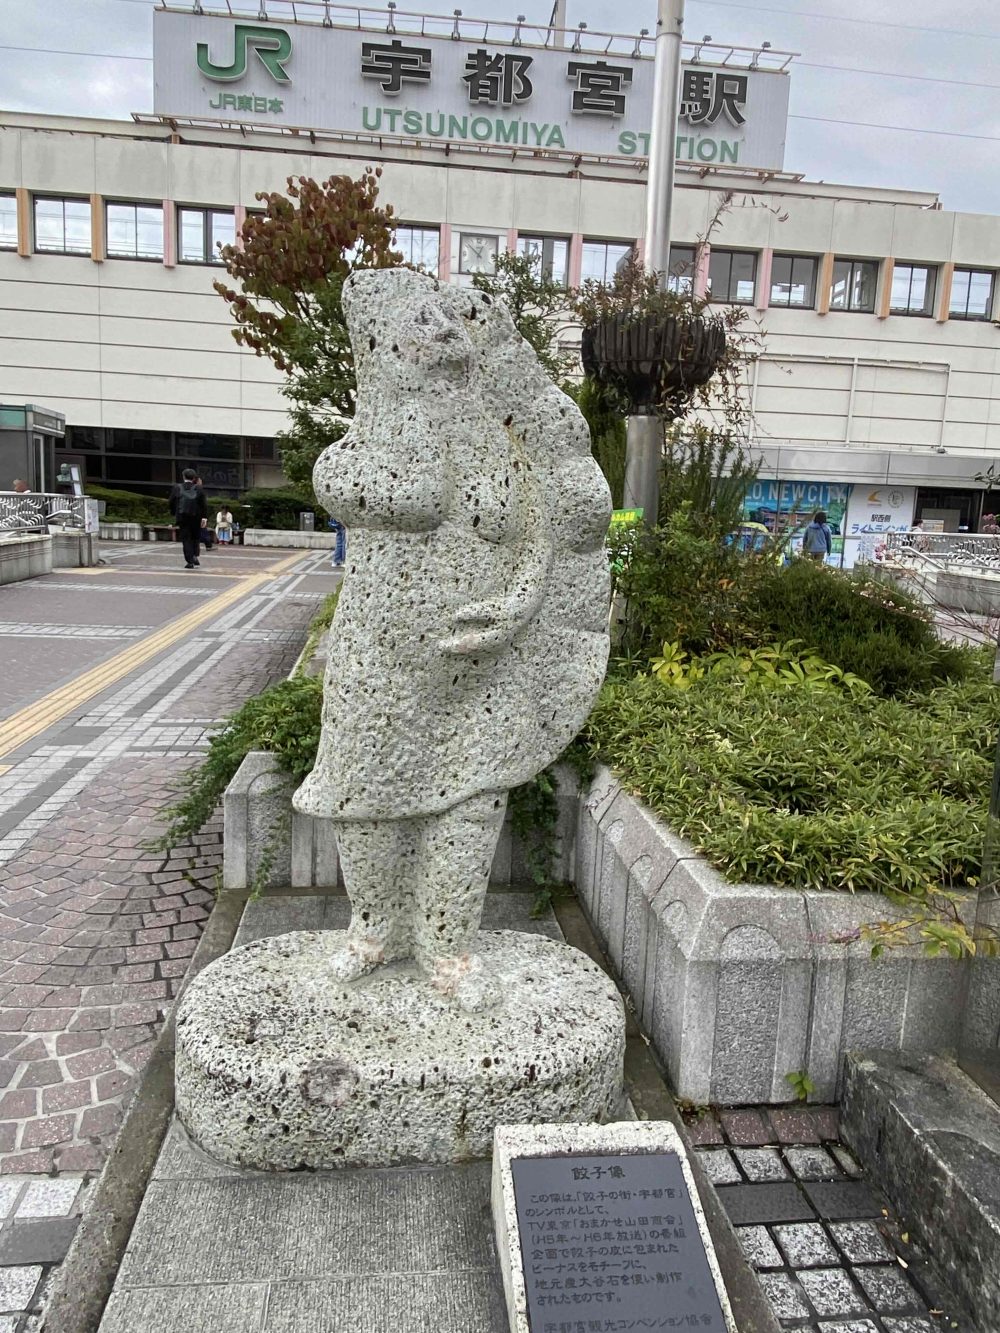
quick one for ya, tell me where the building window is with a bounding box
[33,196,91,255]
[830,258,879,313]
[394,225,440,272]
[950,268,995,321]
[707,249,757,304]
[889,263,936,317]
[0,194,16,249]
[178,207,235,264]
[106,202,163,260]
[665,244,696,294]
[769,254,818,308]
[580,240,633,285]
[517,234,570,287]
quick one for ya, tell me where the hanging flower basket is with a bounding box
[581,312,727,416]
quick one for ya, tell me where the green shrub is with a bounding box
[585,665,997,906]
[753,561,971,695]
[242,485,314,531]
[87,484,171,526]
[156,675,323,853]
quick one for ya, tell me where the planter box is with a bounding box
[99,522,143,541]
[576,767,972,1105]
[49,528,98,568]
[220,748,971,1106]
[222,751,578,893]
[0,533,52,585]
[242,529,339,550]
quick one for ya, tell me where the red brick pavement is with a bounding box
[0,757,220,1172]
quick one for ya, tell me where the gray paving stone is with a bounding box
[98,1281,267,1332]
[480,893,561,938]
[830,1221,895,1265]
[797,1267,871,1318]
[734,1147,789,1182]
[758,1271,812,1322]
[773,1221,840,1268]
[830,1145,862,1178]
[734,1225,783,1270]
[882,1320,941,1333]
[118,1163,497,1286]
[716,1183,815,1225]
[264,1271,509,1332]
[804,1180,882,1220]
[233,895,327,947]
[15,1176,81,1217]
[854,1265,927,1315]
[151,1119,242,1182]
[785,1145,840,1180]
[0,1264,40,1313]
[698,1148,741,1185]
[0,1182,23,1218]
[813,1323,879,1332]
[0,1217,79,1265]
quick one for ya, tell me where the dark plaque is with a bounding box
[511,1151,728,1332]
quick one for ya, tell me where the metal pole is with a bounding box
[550,0,567,47]
[625,0,685,526]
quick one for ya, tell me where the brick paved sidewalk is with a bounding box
[0,544,338,1328]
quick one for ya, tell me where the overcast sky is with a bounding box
[2,0,999,215]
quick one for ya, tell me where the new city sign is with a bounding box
[153,11,790,169]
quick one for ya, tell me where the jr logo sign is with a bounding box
[196,24,292,83]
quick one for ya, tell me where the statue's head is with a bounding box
[344,268,473,390]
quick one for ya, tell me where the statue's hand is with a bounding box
[439,599,516,656]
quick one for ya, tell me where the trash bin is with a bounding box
[299,512,315,532]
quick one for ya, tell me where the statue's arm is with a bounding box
[313,414,444,533]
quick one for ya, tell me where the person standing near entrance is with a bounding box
[802,509,832,563]
[169,468,207,569]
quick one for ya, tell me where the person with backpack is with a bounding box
[802,509,833,563]
[169,468,208,569]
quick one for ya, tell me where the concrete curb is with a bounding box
[37,891,247,1333]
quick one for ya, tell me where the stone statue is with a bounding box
[293,267,611,1008]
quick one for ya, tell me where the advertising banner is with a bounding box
[842,485,916,567]
[742,479,852,566]
[153,11,790,169]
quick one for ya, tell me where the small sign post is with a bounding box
[493,1122,737,1333]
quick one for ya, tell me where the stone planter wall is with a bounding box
[99,522,143,541]
[242,530,339,550]
[576,767,971,1105]
[222,751,578,893]
[220,748,971,1105]
[0,534,52,585]
[49,529,99,568]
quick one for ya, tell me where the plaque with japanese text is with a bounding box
[510,1151,727,1333]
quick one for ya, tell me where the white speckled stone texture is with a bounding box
[491,1121,738,1333]
[290,268,611,996]
[175,930,625,1170]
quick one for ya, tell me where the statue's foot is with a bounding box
[328,933,387,983]
[428,953,500,1013]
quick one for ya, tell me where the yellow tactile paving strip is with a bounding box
[0,551,306,761]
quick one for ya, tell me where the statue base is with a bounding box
[175,929,625,1170]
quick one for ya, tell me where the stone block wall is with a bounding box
[0,534,52,584]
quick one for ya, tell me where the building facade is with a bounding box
[0,10,998,551]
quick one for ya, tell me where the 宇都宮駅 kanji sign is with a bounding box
[155,11,790,168]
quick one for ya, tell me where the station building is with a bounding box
[0,3,998,558]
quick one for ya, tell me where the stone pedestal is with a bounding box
[175,929,625,1170]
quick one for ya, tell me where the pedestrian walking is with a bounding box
[328,516,346,567]
[215,505,235,547]
[169,468,207,568]
[802,509,832,563]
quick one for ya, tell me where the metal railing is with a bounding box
[882,530,1000,571]
[0,492,88,534]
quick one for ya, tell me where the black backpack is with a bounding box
[175,485,200,520]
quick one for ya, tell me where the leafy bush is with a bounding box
[754,561,972,695]
[87,484,171,526]
[156,674,323,853]
[585,665,997,910]
[242,485,314,531]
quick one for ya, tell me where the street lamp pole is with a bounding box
[623,0,686,524]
